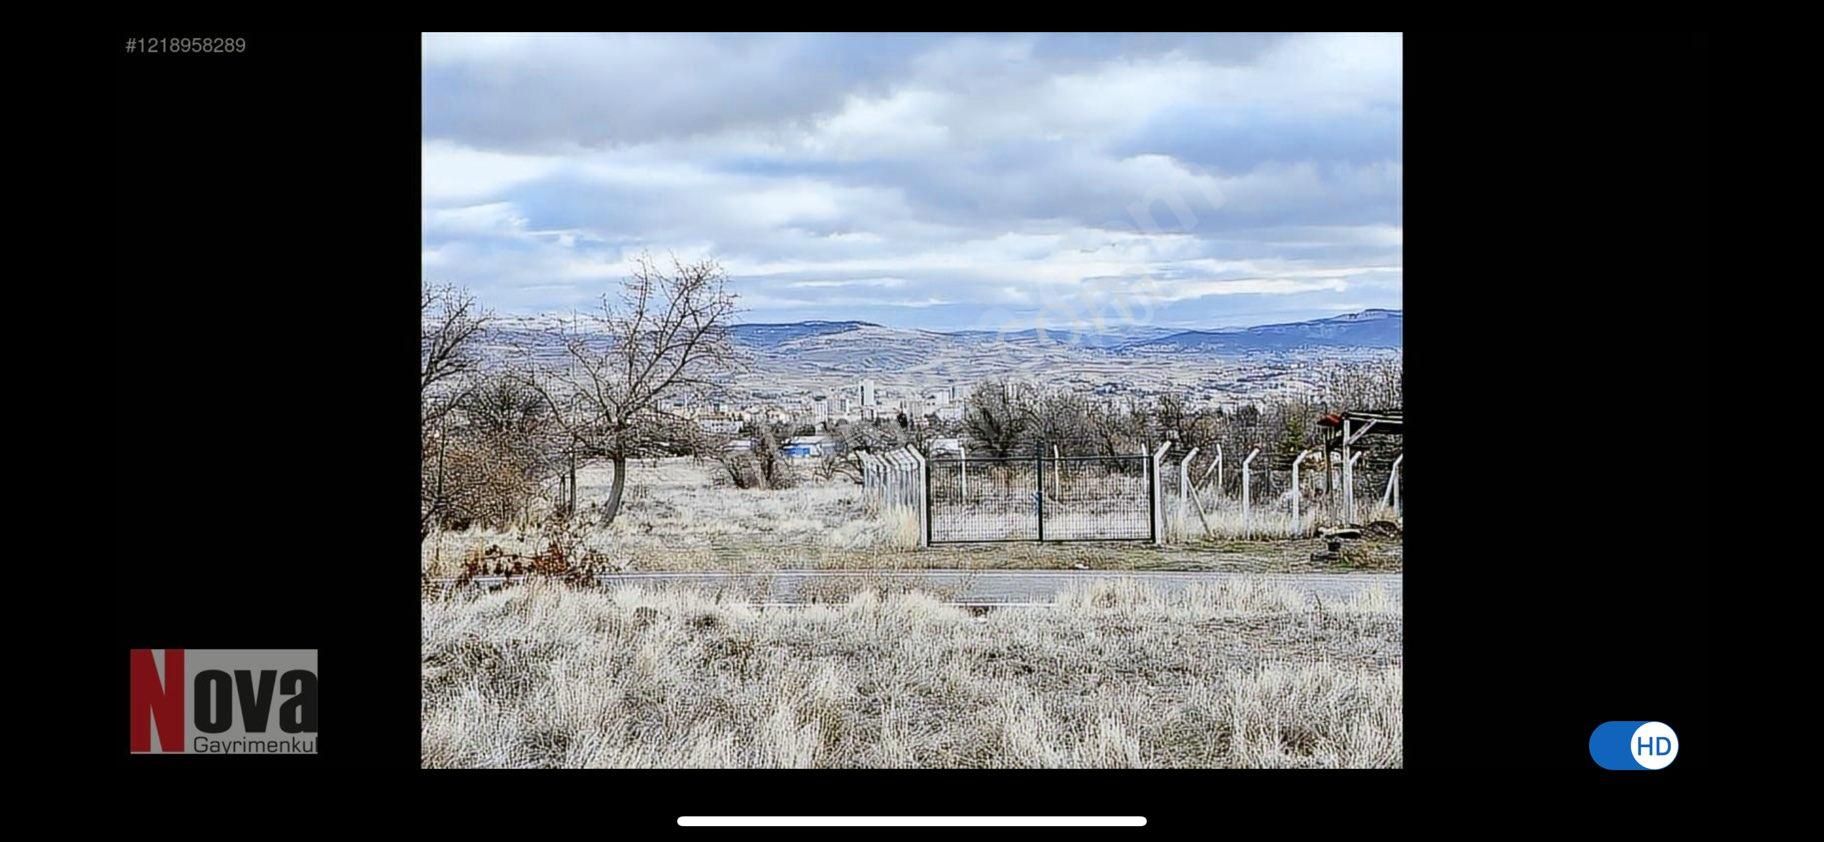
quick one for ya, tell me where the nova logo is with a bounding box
[129,649,318,754]
[1589,720,1677,770]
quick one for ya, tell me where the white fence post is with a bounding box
[1390,454,1402,513]
[1150,442,1171,545]
[959,443,968,502]
[1052,444,1062,499]
[1240,447,1261,528]
[1381,453,1403,512]
[859,452,874,499]
[1211,444,1223,500]
[1341,419,1354,521]
[1346,450,1363,523]
[1291,448,1316,532]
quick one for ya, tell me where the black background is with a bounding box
[114,30,1708,821]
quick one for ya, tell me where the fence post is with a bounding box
[883,454,893,505]
[1346,450,1363,523]
[1211,444,1223,500]
[1342,419,1353,522]
[911,447,929,547]
[1052,444,1062,499]
[1178,447,1199,541]
[1035,452,1045,543]
[1384,453,1402,513]
[1241,447,1261,528]
[1291,448,1316,533]
[959,443,968,502]
[1150,442,1171,545]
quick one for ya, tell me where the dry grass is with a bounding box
[422,458,917,576]
[1168,491,1403,542]
[421,578,1401,768]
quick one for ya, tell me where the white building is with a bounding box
[696,418,742,436]
[860,378,877,407]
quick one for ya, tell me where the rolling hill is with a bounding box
[1118,309,1402,353]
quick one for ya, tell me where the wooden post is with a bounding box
[1323,439,1333,520]
[1341,419,1353,523]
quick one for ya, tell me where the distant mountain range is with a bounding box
[473,309,1400,390]
[1120,309,1402,352]
[728,309,1401,353]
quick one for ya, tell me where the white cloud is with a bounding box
[421,141,559,203]
[419,33,1403,326]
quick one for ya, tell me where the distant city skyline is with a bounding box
[422,33,1403,331]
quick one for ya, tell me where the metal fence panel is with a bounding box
[1044,456,1152,540]
[928,458,1040,541]
[927,455,1151,543]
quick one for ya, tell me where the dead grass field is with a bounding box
[421,578,1402,768]
[421,458,1402,576]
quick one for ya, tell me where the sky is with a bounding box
[421,33,1402,333]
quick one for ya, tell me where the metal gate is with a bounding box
[926,455,1154,543]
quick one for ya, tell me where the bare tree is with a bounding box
[422,282,489,425]
[523,255,739,526]
[963,378,1033,457]
[1322,357,1403,413]
[1084,397,1148,457]
[421,282,491,538]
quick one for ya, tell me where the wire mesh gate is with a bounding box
[925,455,1154,543]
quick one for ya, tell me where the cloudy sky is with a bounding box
[421,32,1401,332]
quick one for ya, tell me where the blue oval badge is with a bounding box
[1590,721,1678,770]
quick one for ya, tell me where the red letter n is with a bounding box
[130,649,184,752]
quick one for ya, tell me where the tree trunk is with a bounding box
[600,454,628,526]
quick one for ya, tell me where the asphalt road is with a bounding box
[435,569,1402,606]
